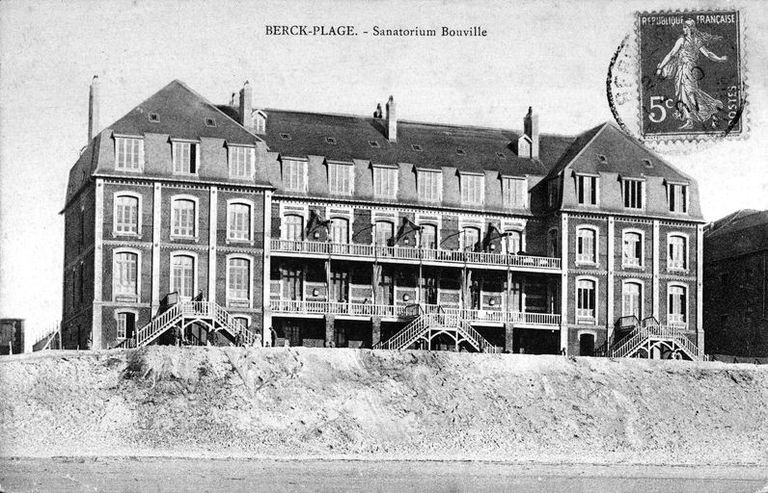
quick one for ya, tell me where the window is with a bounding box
[282,159,307,192]
[227,202,251,241]
[115,137,143,171]
[283,215,304,241]
[462,226,480,252]
[229,146,254,178]
[330,269,349,302]
[622,231,643,267]
[668,183,688,213]
[668,285,687,326]
[418,170,442,202]
[329,218,349,244]
[171,254,195,299]
[503,177,527,208]
[420,224,437,250]
[505,230,522,255]
[114,251,138,299]
[114,194,139,235]
[116,312,136,340]
[328,162,354,195]
[172,141,198,174]
[622,282,642,318]
[233,316,250,330]
[668,235,687,271]
[375,221,394,246]
[548,179,560,208]
[228,257,251,301]
[622,179,644,209]
[548,229,558,257]
[373,166,398,199]
[461,174,484,205]
[411,144,422,151]
[576,227,597,264]
[576,175,598,205]
[171,199,196,238]
[577,279,596,322]
[325,136,337,145]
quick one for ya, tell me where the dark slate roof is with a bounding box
[705,209,768,262]
[546,122,690,181]
[109,80,260,145]
[252,109,574,176]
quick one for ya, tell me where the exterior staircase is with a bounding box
[117,301,258,349]
[609,317,700,360]
[373,306,498,353]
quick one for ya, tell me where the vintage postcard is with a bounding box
[0,0,767,491]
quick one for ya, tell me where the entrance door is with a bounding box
[282,267,303,301]
[330,269,349,302]
[380,272,394,306]
[422,273,438,305]
[125,312,136,339]
[579,333,595,356]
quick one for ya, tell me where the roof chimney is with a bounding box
[373,103,383,119]
[385,96,397,142]
[521,106,539,159]
[239,81,253,130]
[88,75,100,143]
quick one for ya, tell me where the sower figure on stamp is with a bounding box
[656,19,728,130]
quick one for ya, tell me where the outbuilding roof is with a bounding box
[705,209,768,262]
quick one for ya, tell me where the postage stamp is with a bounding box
[637,11,743,138]
[607,9,747,151]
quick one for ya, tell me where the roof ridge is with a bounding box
[260,107,577,138]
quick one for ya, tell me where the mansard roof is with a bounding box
[545,122,691,182]
[254,109,574,176]
[705,209,768,262]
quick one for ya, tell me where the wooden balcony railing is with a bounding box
[269,299,561,326]
[270,239,561,271]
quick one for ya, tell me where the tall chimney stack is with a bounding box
[239,81,253,130]
[385,95,397,142]
[88,75,100,143]
[523,106,539,159]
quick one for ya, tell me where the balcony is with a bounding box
[270,239,561,272]
[269,299,561,328]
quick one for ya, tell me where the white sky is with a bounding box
[1,0,766,338]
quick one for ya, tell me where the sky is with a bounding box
[1,0,766,341]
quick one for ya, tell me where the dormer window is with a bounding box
[496,152,506,159]
[597,154,607,164]
[373,165,398,199]
[576,174,598,206]
[417,169,442,202]
[502,176,527,208]
[643,159,653,169]
[667,182,689,213]
[328,161,354,195]
[325,136,337,145]
[460,173,484,205]
[280,133,291,141]
[411,144,423,152]
[172,140,199,174]
[148,113,160,122]
[368,140,380,148]
[228,145,255,179]
[114,136,144,171]
[204,117,216,127]
[456,148,466,155]
[282,158,307,192]
[622,178,644,210]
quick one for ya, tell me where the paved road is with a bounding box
[2,458,767,492]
